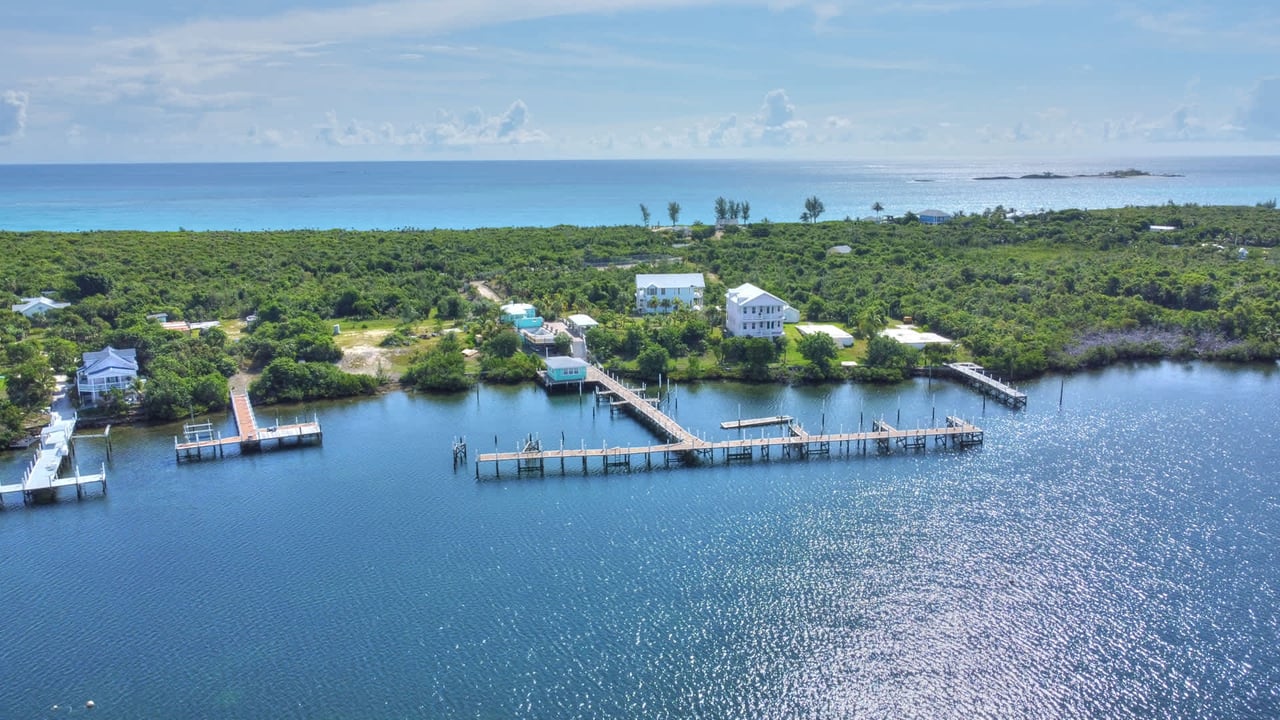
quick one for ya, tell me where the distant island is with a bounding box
[974,168,1184,180]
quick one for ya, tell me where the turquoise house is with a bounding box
[500,302,543,330]
[543,356,588,384]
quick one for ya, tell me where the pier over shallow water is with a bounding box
[476,365,983,477]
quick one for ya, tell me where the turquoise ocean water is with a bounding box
[1,364,1278,718]
[1,156,1278,232]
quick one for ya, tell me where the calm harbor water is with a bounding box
[2,362,1278,718]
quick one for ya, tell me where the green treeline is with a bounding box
[1,203,1278,438]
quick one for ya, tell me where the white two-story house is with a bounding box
[635,273,705,314]
[725,283,789,338]
[76,346,139,406]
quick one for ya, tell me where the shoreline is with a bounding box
[27,357,1273,439]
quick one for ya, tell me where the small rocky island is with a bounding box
[974,168,1183,180]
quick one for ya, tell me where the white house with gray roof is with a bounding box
[725,283,790,339]
[76,346,139,406]
[12,296,71,317]
[635,273,705,314]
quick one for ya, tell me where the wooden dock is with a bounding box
[174,390,322,461]
[475,416,982,477]
[0,411,107,508]
[944,362,1028,409]
[721,415,793,430]
[587,367,696,444]
[475,363,982,477]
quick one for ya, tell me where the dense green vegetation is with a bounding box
[2,203,1278,433]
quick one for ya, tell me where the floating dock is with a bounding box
[174,390,322,461]
[721,415,793,430]
[0,411,106,508]
[475,365,982,478]
[943,362,1028,409]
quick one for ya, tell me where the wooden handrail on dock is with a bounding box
[476,362,986,478]
[586,367,699,445]
[944,362,1028,409]
[476,414,983,477]
[174,391,322,461]
[0,411,107,508]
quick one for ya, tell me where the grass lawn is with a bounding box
[782,323,867,366]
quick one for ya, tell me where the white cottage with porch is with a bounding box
[635,273,705,314]
[725,283,789,339]
[76,346,139,406]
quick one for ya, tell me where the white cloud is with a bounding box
[675,89,810,150]
[319,111,380,146]
[247,125,302,148]
[1237,77,1280,139]
[0,91,29,143]
[707,114,741,147]
[755,88,807,146]
[1101,104,1211,143]
[821,115,857,142]
[319,100,548,149]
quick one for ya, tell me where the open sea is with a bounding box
[1,156,1278,232]
[2,158,1280,718]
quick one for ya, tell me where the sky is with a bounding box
[1,0,1279,163]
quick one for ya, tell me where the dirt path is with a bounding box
[469,281,504,303]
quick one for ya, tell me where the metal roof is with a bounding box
[634,273,705,288]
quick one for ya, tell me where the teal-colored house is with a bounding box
[543,356,587,384]
[501,302,543,330]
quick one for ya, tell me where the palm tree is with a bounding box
[668,201,681,227]
[872,201,884,219]
[804,196,825,223]
[640,203,651,227]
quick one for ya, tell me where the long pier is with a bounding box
[944,362,1028,409]
[174,390,322,461]
[475,364,982,478]
[0,411,107,508]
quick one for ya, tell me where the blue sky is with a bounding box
[1,0,1278,162]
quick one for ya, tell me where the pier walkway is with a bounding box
[475,362,983,477]
[0,410,106,508]
[476,416,982,477]
[944,362,1028,409]
[174,390,322,461]
[587,366,698,445]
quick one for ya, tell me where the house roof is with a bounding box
[544,356,587,370]
[80,346,139,375]
[566,313,598,327]
[919,209,952,218]
[635,273,705,289]
[879,326,952,345]
[12,296,71,314]
[796,324,854,342]
[500,302,536,314]
[726,282,784,306]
